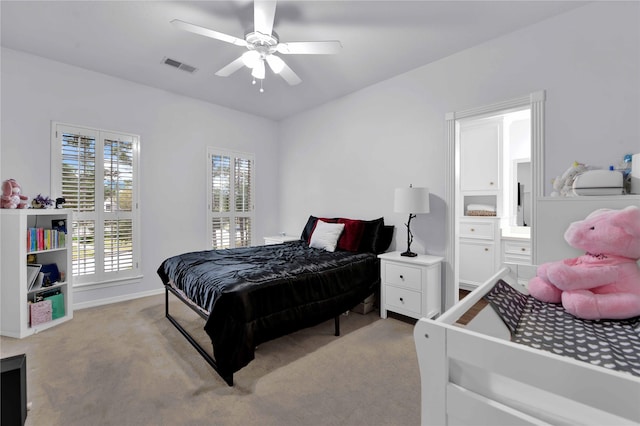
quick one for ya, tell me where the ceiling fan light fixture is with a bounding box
[241,50,261,68]
[251,59,266,79]
[172,0,342,91]
[265,54,285,74]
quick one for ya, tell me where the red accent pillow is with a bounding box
[337,218,366,252]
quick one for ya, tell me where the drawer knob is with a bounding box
[470,228,475,232]
[489,182,494,185]
[399,297,404,303]
[399,275,404,280]
[484,248,489,252]
[521,248,526,252]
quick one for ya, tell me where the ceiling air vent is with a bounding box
[162,57,197,73]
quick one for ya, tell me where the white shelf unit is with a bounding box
[1,209,73,338]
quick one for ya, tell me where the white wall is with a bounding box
[278,2,640,258]
[2,2,638,308]
[0,48,280,306]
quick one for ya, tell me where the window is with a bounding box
[207,147,254,249]
[51,123,141,286]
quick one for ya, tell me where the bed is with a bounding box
[158,216,392,386]
[414,265,640,425]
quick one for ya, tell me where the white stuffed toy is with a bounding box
[550,161,589,197]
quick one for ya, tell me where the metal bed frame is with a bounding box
[165,285,341,386]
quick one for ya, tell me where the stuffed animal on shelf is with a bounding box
[1,178,28,209]
[31,194,54,209]
[528,205,640,320]
[550,161,589,197]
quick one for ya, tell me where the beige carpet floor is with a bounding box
[1,293,421,425]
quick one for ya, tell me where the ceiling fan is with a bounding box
[171,0,342,92]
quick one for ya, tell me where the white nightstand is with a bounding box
[263,235,300,245]
[378,251,444,320]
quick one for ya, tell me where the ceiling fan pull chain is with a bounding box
[260,80,264,93]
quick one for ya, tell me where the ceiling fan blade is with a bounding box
[276,41,342,55]
[254,0,277,36]
[215,56,246,77]
[276,60,302,86]
[171,19,247,47]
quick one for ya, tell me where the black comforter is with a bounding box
[157,240,380,376]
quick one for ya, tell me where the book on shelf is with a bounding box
[33,287,61,303]
[26,227,66,252]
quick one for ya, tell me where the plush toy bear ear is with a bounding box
[1,180,12,196]
[610,206,640,237]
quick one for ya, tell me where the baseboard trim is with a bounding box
[73,288,164,310]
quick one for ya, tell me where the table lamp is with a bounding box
[394,185,430,257]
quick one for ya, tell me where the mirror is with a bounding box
[501,109,531,233]
[514,159,531,227]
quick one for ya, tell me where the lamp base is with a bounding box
[400,251,418,257]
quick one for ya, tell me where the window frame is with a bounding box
[206,147,255,249]
[51,122,142,288]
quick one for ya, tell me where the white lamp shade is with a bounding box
[251,59,266,79]
[394,187,430,214]
[242,50,260,68]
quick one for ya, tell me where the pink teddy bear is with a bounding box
[528,205,640,320]
[1,178,29,209]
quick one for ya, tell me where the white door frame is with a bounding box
[443,91,545,310]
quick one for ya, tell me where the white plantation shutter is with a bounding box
[207,148,254,249]
[60,130,98,276]
[103,135,134,273]
[52,123,140,286]
[234,157,252,247]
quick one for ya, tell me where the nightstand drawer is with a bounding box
[385,263,422,291]
[385,286,421,315]
[459,220,494,239]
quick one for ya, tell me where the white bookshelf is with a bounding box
[1,209,73,338]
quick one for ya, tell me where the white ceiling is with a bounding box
[1,1,586,121]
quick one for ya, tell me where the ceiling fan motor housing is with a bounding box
[245,31,279,56]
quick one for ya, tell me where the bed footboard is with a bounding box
[414,267,640,426]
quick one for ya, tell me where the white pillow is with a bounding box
[309,220,345,252]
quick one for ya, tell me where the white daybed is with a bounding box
[414,265,640,426]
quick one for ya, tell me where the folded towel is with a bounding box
[467,204,496,212]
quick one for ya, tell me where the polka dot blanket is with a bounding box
[484,279,640,377]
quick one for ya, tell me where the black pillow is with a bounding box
[357,217,384,252]
[303,216,390,252]
[300,215,317,242]
[374,225,394,254]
